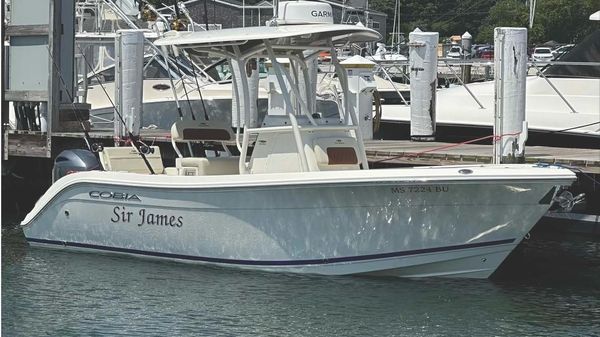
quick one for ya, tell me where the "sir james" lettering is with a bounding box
[111,206,183,228]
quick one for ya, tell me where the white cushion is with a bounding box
[100,146,164,174]
[176,156,239,175]
[312,137,360,171]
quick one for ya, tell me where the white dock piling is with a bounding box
[493,27,528,164]
[409,29,438,141]
[114,30,144,141]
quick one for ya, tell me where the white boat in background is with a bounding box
[22,2,576,279]
[380,76,599,145]
[367,43,408,62]
[379,29,600,147]
[84,59,267,130]
[74,0,248,130]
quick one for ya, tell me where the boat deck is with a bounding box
[365,140,600,173]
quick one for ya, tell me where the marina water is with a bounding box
[3,222,600,336]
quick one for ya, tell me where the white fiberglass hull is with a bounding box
[21,165,575,278]
[381,77,600,140]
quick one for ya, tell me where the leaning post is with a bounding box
[493,27,528,164]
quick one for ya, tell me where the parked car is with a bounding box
[475,46,494,60]
[531,47,554,64]
[552,44,575,60]
[471,44,487,57]
[480,49,494,60]
[446,45,463,59]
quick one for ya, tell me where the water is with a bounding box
[3,225,600,337]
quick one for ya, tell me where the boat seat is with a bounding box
[168,119,239,176]
[308,137,360,171]
[174,157,239,176]
[170,120,235,142]
[99,146,164,174]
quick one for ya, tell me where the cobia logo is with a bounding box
[311,10,332,17]
[89,191,141,201]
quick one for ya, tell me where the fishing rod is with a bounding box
[184,49,210,121]
[162,2,211,120]
[171,48,219,156]
[76,45,156,175]
[157,45,204,156]
[167,3,199,121]
[170,48,197,121]
[158,46,186,120]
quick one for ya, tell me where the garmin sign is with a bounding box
[277,1,334,25]
[311,10,332,18]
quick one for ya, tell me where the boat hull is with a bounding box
[22,166,574,278]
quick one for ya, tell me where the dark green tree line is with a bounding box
[370,0,597,44]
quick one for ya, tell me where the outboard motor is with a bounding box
[52,149,101,183]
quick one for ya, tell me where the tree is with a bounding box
[531,0,596,44]
[370,0,496,43]
[476,0,596,44]
[476,0,528,43]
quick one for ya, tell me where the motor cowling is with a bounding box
[53,149,101,182]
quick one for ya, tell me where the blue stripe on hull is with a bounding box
[25,237,516,266]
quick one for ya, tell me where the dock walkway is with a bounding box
[6,130,599,173]
[365,140,600,173]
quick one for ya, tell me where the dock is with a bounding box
[6,130,599,174]
[365,140,600,174]
[3,129,172,160]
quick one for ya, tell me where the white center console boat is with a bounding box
[21,2,576,278]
